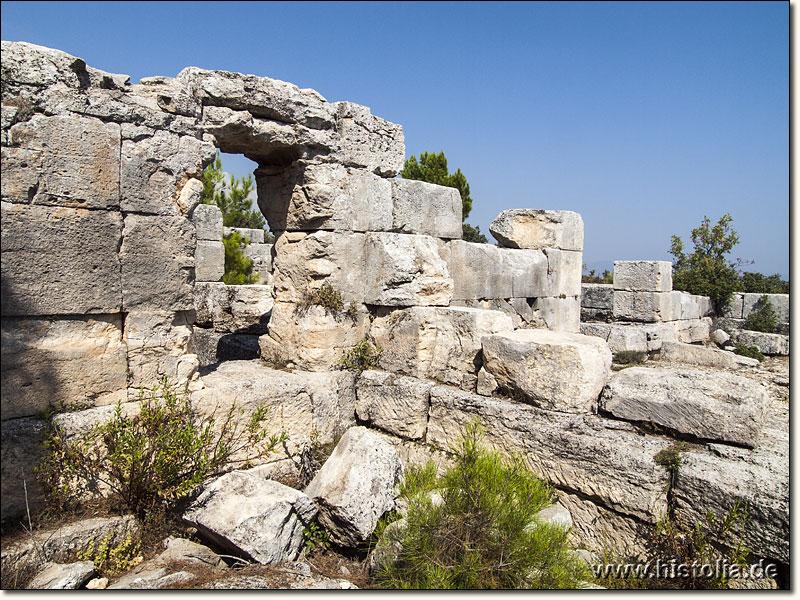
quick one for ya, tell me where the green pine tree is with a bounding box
[201,151,266,230]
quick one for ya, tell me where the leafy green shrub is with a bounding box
[37,377,287,519]
[339,338,381,374]
[733,344,765,361]
[373,420,588,589]
[654,442,690,474]
[743,295,777,333]
[740,272,789,294]
[77,530,141,577]
[670,214,743,313]
[222,231,260,285]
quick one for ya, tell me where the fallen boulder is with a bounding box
[27,562,95,590]
[304,426,403,547]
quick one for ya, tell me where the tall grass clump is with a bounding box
[373,420,588,589]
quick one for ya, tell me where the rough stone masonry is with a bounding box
[0,41,788,576]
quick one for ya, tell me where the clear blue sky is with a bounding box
[2,1,789,278]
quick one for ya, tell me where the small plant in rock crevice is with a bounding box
[296,283,356,319]
[339,338,381,374]
[613,350,647,366]
[77,530,142,577]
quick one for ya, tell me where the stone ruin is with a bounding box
[0,41,789,581]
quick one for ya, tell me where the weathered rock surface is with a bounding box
[658,340,758,368]
[730,329,789,356]
[1,416,46,525]
[355,370,433,440]
[257,161,392,232]
[155,536,227,569]
[742,293,789,324]
[1,202,123,316]
[27,561,95,590]
[390,178,462,239]
[184,470,317,565]
[243,242,273,282]
[0,515,138,582]
[3,114,120,210]
[108,567,195,590]
[612,290,681,322]
[191,329,260,366]
[260,301,369,371]
[581,283,614,310]
[672,399,788,564]
[531,503,573,530]
[1,315,127,419]
[489,209,583,251]
[426,387,671,522]
[331,101,405,176]
[194,282,273,334]
[120,214,195,311]
[192,203,223,241]
[481,329,612,413]
[224,226,265,244]
[612,261,672,292]
[195,240,224,282]
[124,310,197,390]
[710,328,731,346]
[370,306,514,386]
[191,360,356,449]
[363,233,453,306]
[600,367,769,447]
[305,426,403,547]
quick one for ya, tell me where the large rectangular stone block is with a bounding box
[120,130,215,215]
[1,202,123,316]
[370,306,514,386]
[542,248,582,297]
[530,296,581,333]
[364,233,453,306]
[390,179,462,239]
[613,261,672,292]
[192,204,223,241]
[355,370,433,440]
[489,209,583,251]
[742,293,789,324]
[256,162,393,233]
[1,315,127,420]
[120,214,195,311]
[331,101,405,176]
[581,283,614,310]
[722,294,745,319]
[612,290,681,322]
[244,242,273,282]
[426,387,671,522]
[3,114,120,209]
[195,240,224,282]
[194,282,274,334]
[224,227,265,244]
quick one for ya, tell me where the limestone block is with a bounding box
[3,114,120,209]
[364,233,453,306]
[370,306,514,386]
[542,249,583,298]
[192,360,356,449]
[612,290,681,322]
[195,240,224,282]
[27,562,95,590]
[191,329,261,367]
[657,341,754,369]
[256,162,392,233]
[426,387,671,522]
[489,209,583,251]
[723,294,745,319]
[581,283,613,310]
[444,240,549,301]
[730,330,789,356]
[1,316,127,420]
[532,503,573,530]
[194,282,274,334]
[331,101,405,176]
[260,301,370,371]
[1,40,97,90]
[482,329,612,414]
[673,445,788,564]
[120,214,195,311]
[355,371,433,440]
[305,426,404,547]
[580,322,648,353]
[177,67,335,129]
[1,202,122,316]
[676,292,713,320]
[120,130,215,215]
[711,328,731,346]
[601,367,768,448]
[272,231,367,304]
[1,416,47,525]
[244,243,273,282]
[192,204,223,241]
[671,317,712,344]
[390,178,462,239]
[176,178,204,216]
[476,367,499,397]
[224,227,265,244]
[124,311,196,390]
[613,261,672,292]
[529,296,581,333]
[742,293,789,323]
[184,470,317,565]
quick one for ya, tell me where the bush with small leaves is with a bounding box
[743,295,778,333]
[339,339,381,374]
[373,420,588,589]
[733,344,765,362]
